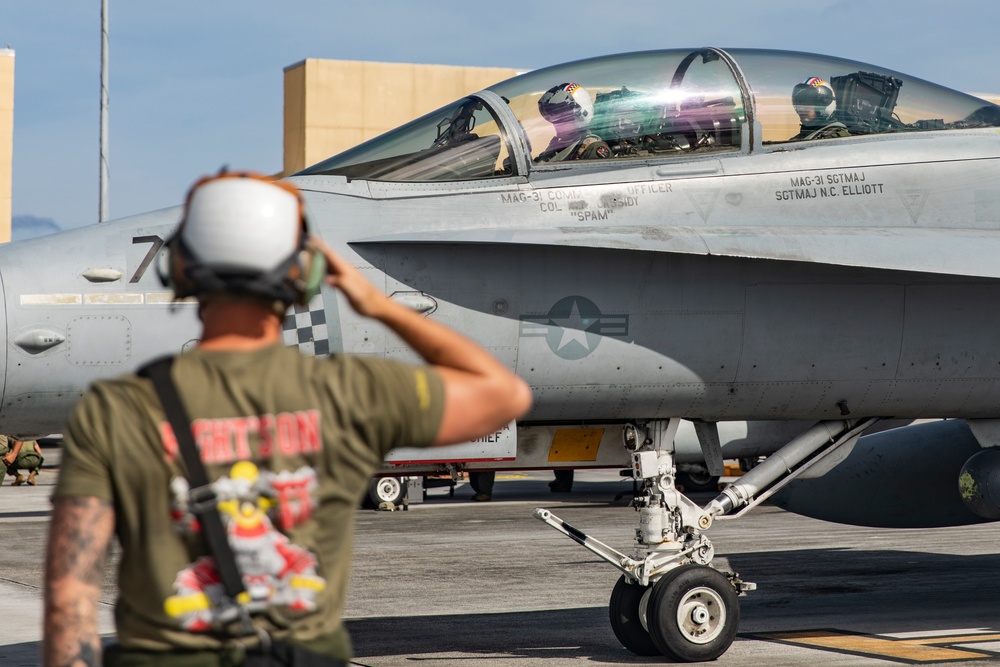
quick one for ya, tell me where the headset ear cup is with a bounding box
[294,244,326,305]
[305,249,327,303]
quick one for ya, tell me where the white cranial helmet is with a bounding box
[167,170,323,306]
[182,176,300,271]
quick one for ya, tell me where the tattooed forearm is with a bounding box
[46,496,113,583]
[44,496,114,667]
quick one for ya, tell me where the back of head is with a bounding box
[165,170,323,307]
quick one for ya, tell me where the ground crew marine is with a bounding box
[56,344,444,662]
[43,170,531,667]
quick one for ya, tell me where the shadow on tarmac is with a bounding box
[346,548,1000,664]
[727,547,1000,629]
[347,606,654,664]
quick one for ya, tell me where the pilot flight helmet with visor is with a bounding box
[792,77,836,121]
[538,82,596,133]
[164,170,326,308]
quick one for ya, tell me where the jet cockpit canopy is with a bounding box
[299,48,1000,182]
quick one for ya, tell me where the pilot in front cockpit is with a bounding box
[790,77,850,141]
[534,83,613,162]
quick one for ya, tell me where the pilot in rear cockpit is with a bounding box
[534,83,613,162]
[790,77,850,141]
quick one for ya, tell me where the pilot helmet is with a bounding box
[538,83,595,129]
[165,170,325,307]
[792,77,836,118]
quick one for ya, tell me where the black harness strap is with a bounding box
[138,356,248,616]
[139,356,347,666]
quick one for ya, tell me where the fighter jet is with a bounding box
[5,47,1000,661]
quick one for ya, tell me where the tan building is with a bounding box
[282,59,521,175]
[0,48,13,243]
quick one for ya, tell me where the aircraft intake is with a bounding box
[771,420,997,528]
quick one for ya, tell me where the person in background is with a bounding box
[549,469,573,493]
[534,82,613,162]
[468,470,495,502]
[3,438,43,486]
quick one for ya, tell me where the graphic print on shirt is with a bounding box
[164,461,325,631]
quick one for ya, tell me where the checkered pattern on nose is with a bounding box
[282,300,330,356]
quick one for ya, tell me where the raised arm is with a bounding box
[44,496,115,667]
[315,239,532,445]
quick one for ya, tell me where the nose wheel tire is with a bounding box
[646,564,739,662]
[609,575,661,656]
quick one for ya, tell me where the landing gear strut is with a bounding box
[535,416,874,662]
[534,418,750,661]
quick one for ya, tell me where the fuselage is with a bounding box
[1,127,999,433]
[6,45,1000,434]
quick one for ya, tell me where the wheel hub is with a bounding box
[676,586,725,644]
[690,604,710,624]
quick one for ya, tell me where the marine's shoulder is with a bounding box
[86,370,153,395]
[67,371,157,438]
[77,371,155,411]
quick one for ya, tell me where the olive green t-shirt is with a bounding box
[55,344,444,654]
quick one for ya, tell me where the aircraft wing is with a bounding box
[351,225,999,280]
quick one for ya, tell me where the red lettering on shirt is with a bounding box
[230,418,252,459]
[159,411,322,463]
[259,414,276,458]
[192,421,213,458]
[212,419,237,464]
[276,413,298,456]
[297,410,321,454]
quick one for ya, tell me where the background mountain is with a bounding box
[12,215,61,241]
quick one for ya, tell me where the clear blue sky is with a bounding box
[4,0,999,231]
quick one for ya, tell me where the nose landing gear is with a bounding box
[536,416,873,662]
[534,418,752,662]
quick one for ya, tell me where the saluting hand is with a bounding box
[310,237,391,320]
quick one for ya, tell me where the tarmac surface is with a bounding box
[3,458,1000,666]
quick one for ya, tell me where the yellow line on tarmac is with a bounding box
[758,630,1000,663]
[909,633,1000,646]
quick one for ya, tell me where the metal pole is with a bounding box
[99,0,109,222]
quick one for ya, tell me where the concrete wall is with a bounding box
[0,49,13,243]
[283,59,521,175]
